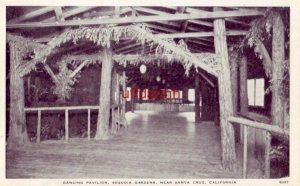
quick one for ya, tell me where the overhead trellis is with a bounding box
[7,24,220,100]
[7,24,220,78]
[15,24,219,76]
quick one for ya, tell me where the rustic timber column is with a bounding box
[195,74,201,123]
[95,48,113,140]
[230,53,239,143]
[213,8,237,171]
[182,86,188,103]
[111,67,118,105]
[110,67,118,134]
[139,87,144,103]
[271,12,285,128]
[239,55,250,146]
[230,54,238,115]
[7,42,29,148]
[239,55,249,114]
[122,71,127,114]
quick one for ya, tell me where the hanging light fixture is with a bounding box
[162,79,166,84]
[156,75,161,82]
[139,64,147,74]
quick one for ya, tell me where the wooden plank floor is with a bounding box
[6,111,240,178]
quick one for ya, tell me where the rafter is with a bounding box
[188,39,213,47]
[136,7,213,29]
[116,42,146,53]
[7,9,263,29]
[186,7,250,26]
[156,30,246,39]
[54,7,64,21]
[199,72,215,87]
[42,6,96,22]
[8,7,55,23]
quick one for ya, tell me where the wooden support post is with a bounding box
[65,109,69,141]
[87,109,91,140]
[230,53,238,115]
[27,76,31,104]
[195,74,201,123]
[139,88,144,103]
[130,86,135,113]
[264,131,271,178]
[7,42,29,148]
[37,110,41,143]
[239,55,249,114]
[111,67,118,134]
[111,108,115,133]
[271,12,285,128]
[239,55,249,145]
[243,125,248,178]
[122,71,127,112]
[117,106,120,130]
[213,7,237,171]
[230,52,239,143]
[239,55,255,156]
[182,87,188,103]
[116,73,120,129]
[95,48,113,140]
[214,87,220,126]
[121,71,127,128]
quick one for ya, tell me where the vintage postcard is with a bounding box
[1,0,299,186]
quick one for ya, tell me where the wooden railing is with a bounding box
[25,104,122,142]
[228,115,289,178]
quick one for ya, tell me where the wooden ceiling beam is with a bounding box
[116,42,145,53]
[157,30,247,39]
[32,29,245,45]
[136,7,213,29]
[43,6,130,23]
[186,7,250,26]
[8,6,55,23]
[188,19,213,28]
[146,23,178,33]
[7,9,263,28]
[188,39,213,47]
[42,6,96,22]
[122,45,153,55]
[54,7,64,21]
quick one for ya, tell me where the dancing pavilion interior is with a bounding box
[6,6,290,178]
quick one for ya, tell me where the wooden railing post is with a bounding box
[65,109,69,141]
[243,125,248,178]
[117,106,120,130]
[111,108,115,133]
[264,131,271,178]
[87,109,91,140]
[37,110,41,143]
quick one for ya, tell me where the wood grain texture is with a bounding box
[7,43,29,148]
[213,13,237,170]
[6,111,239,178]
[95,48,113,140]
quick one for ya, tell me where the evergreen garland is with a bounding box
[7,24,220,100]
[40,24,220,76]
[6,33,51,77]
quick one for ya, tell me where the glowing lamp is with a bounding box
[156,75,161,82]
[139,64,147,74]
